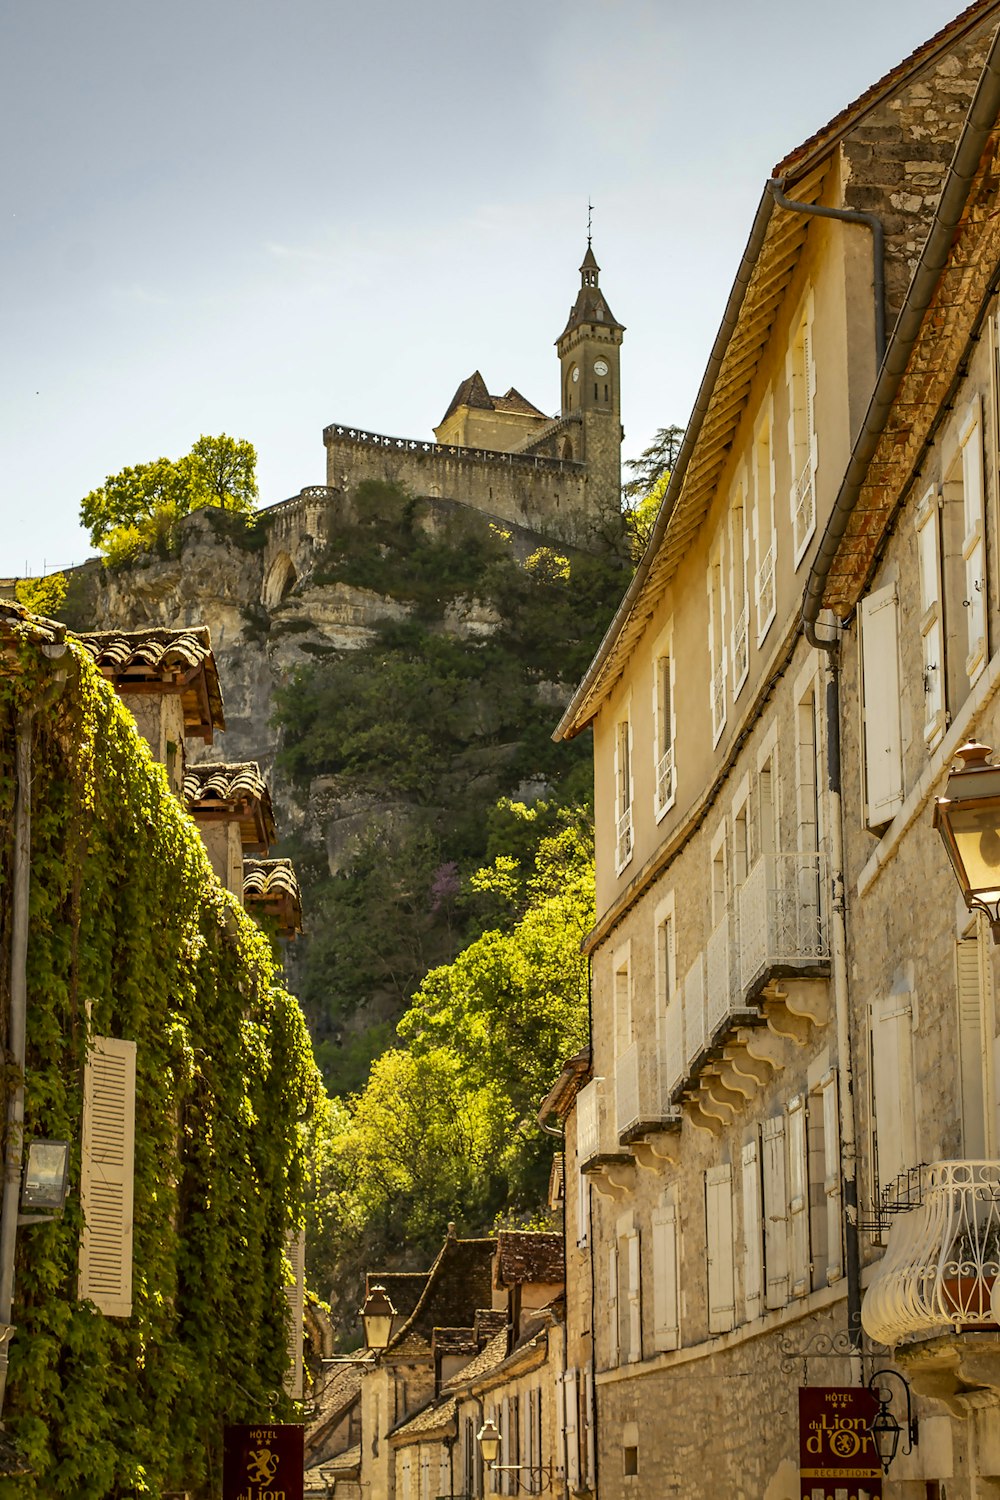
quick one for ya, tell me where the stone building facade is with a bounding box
[553,4,1000,1496]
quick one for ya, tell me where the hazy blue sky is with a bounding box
[0,0,971,575]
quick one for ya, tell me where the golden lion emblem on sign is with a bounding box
[248,1449,280,1484]
[829,1428,861,1459]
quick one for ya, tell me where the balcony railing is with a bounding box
[615,1044,640,1136]
[711,661,726,740]
[616,807,633,871]
[756,544,775,630]
[862,1161,1000,1345]
[685,955,706,1068]
[731,607,748,689]
[706,905,747,1038]
[615,1039,678,1136]
[576,1079,602,1163]
[793,458,815,555]
[655,744,675,813]
[663,991,685,1101]
[738,852,828,992]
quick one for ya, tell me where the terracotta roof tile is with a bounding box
[243,857,303,937]
[185,761,277,850]
[494,1232,564,1290]
[75,626,225,741]
[0,600,67,651]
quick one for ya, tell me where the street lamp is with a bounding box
[933,741,1000,942]
[360,1285,396,1352]
[476,1418,557,1492]
[866,1370,917,1476]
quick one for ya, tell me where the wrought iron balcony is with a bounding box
[738,852,829,993]
[614,1039,680,1141]
[706,904,757,1041]
[655,744,675,814]
[862,1161,1000,1346]
[616,807,633,872]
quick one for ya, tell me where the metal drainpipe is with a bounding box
[0,712,33,1420]
[768,179,886,365]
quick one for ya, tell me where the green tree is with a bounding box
[622,424,685,501]
[80,434,258,556]
[14,572,67,617]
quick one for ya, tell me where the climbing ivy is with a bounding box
[0,626,322,1498]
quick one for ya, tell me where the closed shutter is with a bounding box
[583,1364,595,1487]
[870,991,917,1193]
[819,1070,843,1283]
[957,936,988,1158]
[626,1229,641,1362]
[915,489,946,747]
[284,1227,306,1398]
[500,1400,510,1497]
[787,1095,811,1298]
[962,398,987,681]
[563,1369,579,1491]
[762,1116,789,1309]
[741,1138,763,1320]
[401,1454,411,1500]
[651,1201,680,1350]
[79,1035,136,1318]
[860,584,904,826]
[607,1243,619,1366]
[705,1164,735,1334]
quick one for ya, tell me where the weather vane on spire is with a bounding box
[587,198,594,246]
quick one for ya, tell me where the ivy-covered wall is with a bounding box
[0,619,321,1498]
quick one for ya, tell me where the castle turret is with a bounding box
[556,243,625,516]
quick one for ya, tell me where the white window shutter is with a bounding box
[79,1035,136,1318]
[651,1202,680,1350]
[915,490,946,747]
[762,1115,789,1309]
[786,1095,811,1298]
[962,398,987,681]
[583,1364,595,1487]
[820,1071,843,1283]
[284,1227,306,1398]
[870,992,917,1192]
[957,936,988,1158]
[741,1139,763,1320]
[859,583,904,826]
[563,1369,579,1490]
[607,1243,619,1366]
[705,1164,735,1334]
[805,312,818,477]
[626,1229,641,1362]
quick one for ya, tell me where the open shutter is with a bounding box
[962,397,987,681]
[957,935,989,1158]
[79,1035,136,1318]
[870,991,916,1193]
[607,1243,619,1366]
[284,1228,306,1398]
[860,583,904,827]
[500,1399,510,1497]
[626,1229,641,1362]
[741,1138,763,1320]
[915,489,946,747]
[787,1095,811,1298]
[563,1369,579,1490]
[705,1164,735,1334]
[651,1201,680,1350]
[762,1115,789,1309]
[819,1071,843,1283]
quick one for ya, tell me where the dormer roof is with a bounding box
[75,626,225,743]
[184,761,277,851]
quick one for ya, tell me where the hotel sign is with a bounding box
[223,1424,304,1500]
[798,1387,882,1498]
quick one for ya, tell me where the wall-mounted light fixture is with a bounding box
[933,741,1000,941]
[20,1140,70,1220]
[477,1418,558,1492]
[866,1369,917,1476]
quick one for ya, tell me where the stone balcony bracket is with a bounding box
[620,1117,682,1171]
[757,974,830,1045]
[682,1093,726,1137]
[581,1152,636,1200]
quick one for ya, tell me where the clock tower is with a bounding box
[556,242,625,519]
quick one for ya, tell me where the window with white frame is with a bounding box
[611,1213,641,1365]
[613,949,632,1060]
[614,713,633,873]
[652,629,676,819]
[812,1069,843,1285]
[915,486,947,749]
[729,479,750,695]
[787,295,818,564]
[959,396,987,683]
[741,1136,763,1321]
[752,402,777,644]
[869,985,917,1199]
[656,894,681,1105]
[705,1163,735,1334]
[956,922,996,1159]
[761,1114,789,1309]
[786,1094,811,1299]
[708,540,728,744]
[651,1189,680,1350]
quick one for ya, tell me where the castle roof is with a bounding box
[440,373,547,427]
[558,242,624,343]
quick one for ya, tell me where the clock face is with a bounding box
[571,366,580,383]
[594,359,609,377]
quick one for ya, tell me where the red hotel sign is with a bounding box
[223,1423,304,1500]
[799,1387,882,1499]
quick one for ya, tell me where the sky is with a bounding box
[0,0,974,577]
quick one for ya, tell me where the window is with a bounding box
[752,402,777,643]
[959,397,987,683]
[79,1035,137,1318]
[708,540,727,743]
[657,894,683,1101]
[815,1069,843,1285]
[741,1137,763,1321]
[786,1094,810,1298]
[795,679,823,949]
[729,480,750,695]
[613,949,632,1060]
[651,1193,680,1350]
[915,487,946,748]
[859,583,904,828]
[607,1242,619,1366]
[705,1164,735,1334]
[615,1214,641,1364]
[614,714,633,873]
[653,630,676,818]
[762,1115,789,1309]
[787,296,818,564]
[562,1370,579,1489]
[869,986,917,1197]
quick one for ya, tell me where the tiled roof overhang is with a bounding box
[555,163,826,738]
[243,857,303,937]
[75,627,225,743]
[184,761,277,851]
